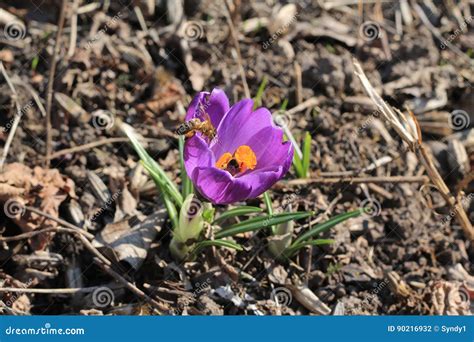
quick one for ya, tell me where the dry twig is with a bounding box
[45,0,68,166]
[93,258,167,312]
[224,0,250,98]
[353,58,474,242]
[281,175,429,186]
[0,62,23,171]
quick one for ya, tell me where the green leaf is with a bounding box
[142,161,179,229]
[263,191,275,234]
[212,206,263,225]
[302,132,311,178]
[192,239,243,255]
[202,206,215,223]
[179,136,193,197]
[253,76,268,110]
[31,56,39,71]
[263,192,273,216]
[291,209,362,247]
[292,152,305,178]
[215,211,312,239]
[121,122,183,207]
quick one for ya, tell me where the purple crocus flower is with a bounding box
[183,88,294,204]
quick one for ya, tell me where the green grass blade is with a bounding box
[179,136,193,197]
[263,191,275,234]
[140,160,182,207]
[212,206,263,225]
[215,211,312,239]
[253,76,268,109]
[263,192,273,216]
[192,239,243,255]
[292,209,362,247]
[302,132,311,178]
[292,153,304,178]
[141,162,178,229]
[121,122,183,207]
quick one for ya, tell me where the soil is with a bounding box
[0,0,473,315]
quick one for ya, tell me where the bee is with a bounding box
[176,106,216,141]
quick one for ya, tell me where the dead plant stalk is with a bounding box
[45,0,68,166]
[353,58,474,242]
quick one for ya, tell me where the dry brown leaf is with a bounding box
[0,163,75,250]
[93,210,166,270]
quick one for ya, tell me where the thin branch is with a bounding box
[286,97,319,116]
[281,175,429,186]
[0,286,105,294]
[46,137,130,160]
[24,206,93,239]
[45,0,68,166]
[0,62,23,171]
[224,0,250,98]
[0,227,92,242]
[93,258,168,312]
[45,137,166,160]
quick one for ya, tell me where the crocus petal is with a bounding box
[184,89,295,204]
[245,126,294,171]
[184,135,214,180]
[211,99,255,157]
[185,88,229,129]
[239,165,285,198]
[192,167,253,204]
[213,105,292,170]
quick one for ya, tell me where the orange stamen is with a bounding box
[215,145,257,175]
[234,145,257,172]
[215,152,233,169]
